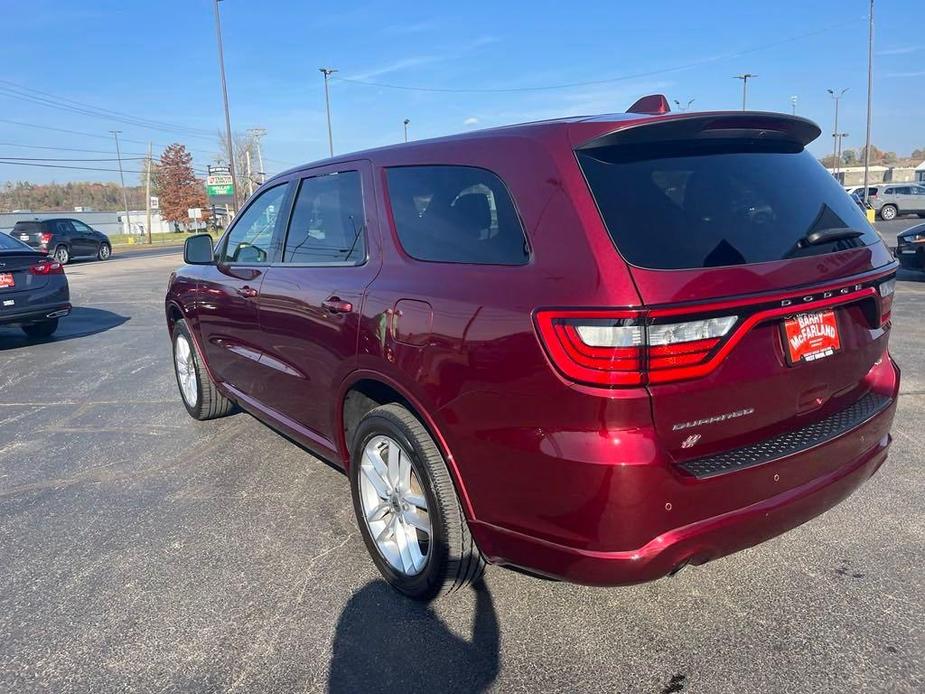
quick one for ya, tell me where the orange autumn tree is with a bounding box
[158,143,209,228]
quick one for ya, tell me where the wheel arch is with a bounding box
[337,371,477,521]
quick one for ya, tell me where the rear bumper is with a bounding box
[0,302,71,326]
[469,358,899,586]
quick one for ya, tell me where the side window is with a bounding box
[385,165,528,265]
[54,221,73,236]
[72,221,92,232]
[282,171,366,265]
[221,183,288,264]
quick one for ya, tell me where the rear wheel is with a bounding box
[880,204,898,221]
[171,318,234,420]
[21,318,58,339]
[53,245,70,265]
[97,242,111,260]
[350,403,485,600]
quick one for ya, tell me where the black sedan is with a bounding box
[10,217,112,265]
[0,233,70,338]
[895,222,925,271]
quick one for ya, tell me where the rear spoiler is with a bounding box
[576,112,822,151]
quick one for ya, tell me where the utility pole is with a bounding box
[212,0,239,212]
[733,74,757,110]
[828,88,848,180]
[320,68,337,157]
[403,118,410,142]
[247,127,266,183]
[791,96,798,115]
[863,0,875,204]
[145,141,153,244]
[834,133,849,182]
[245,148,254,197]
[110,130,132,238]
[673,99,695,112]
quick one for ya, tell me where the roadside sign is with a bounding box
[188,208,203,220]
[206,173,234,197]
[150,196,159,210]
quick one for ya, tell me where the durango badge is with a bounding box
[672,408,756,431]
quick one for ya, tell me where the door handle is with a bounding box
[237,285,258,298]
[322,297,353,314]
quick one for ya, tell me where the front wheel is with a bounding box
[97,243,111,260]
[880,205,898,221]
[21,318,58,339]
[171,319,234,420]
[350,403,485,600]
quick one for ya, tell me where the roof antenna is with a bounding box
[626,94,671,115]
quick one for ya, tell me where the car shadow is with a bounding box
[328,579,500,694]
[0,306,130,350]
[897,268,925,282]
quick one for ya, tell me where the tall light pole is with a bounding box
[733,74,757,110]
[673,99,695,112]
[791,95,798,115]
[145,141,152,244]
[247,127,266,183]
[863,0,875,204]
[828,88,848,180]
[212,0,239,212]
[403,118,410,142]
[320,68,337,157]
[110,130,132,237]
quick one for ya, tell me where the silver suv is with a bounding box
[859,184,925,221]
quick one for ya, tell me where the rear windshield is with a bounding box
[12,221,41,232]
[577,141,880,269]
[0,233,30,250]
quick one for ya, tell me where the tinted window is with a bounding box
[71,220,93,232]
[12,222,41,232]
[577,142,880,269]
[53,221,73,236]
[221,183,288,264]
[283,171,365,264]
[386,165,528,265]
[0,233,30,250]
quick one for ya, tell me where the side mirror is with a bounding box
[184,233,215,264]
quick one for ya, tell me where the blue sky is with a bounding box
[1,0,923,185]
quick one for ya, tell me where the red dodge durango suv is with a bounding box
[166,97,899,600]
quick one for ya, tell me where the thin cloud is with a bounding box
[886,70,925,78]
[384,19,442,34]
[463,117,480,126]
[877,45,923,56]
[344,56,443,81]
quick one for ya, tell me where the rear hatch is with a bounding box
[10,221,47,250]
[574,113,896,464]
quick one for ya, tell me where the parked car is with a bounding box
[858,184,925,221]
[0,232,70,338]
[166,98,899,600]
[895,222,925,271]
[11,218,112,264]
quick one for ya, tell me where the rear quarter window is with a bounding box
[577,141,880,270]
[385,165,529,265]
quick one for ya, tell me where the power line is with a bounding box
[0,79,216,138]
[0,156,146,161]
[0,161,148,174]
[0,141,148,156]
[335,18,860,94]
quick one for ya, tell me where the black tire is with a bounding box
[53,245,70,265]
[350,403,485,600]
[880,205,898,221]
[97,242,112,260]
[21,318,58,339]
[171,318,234,420]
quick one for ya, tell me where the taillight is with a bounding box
[535,310,737,387]
[878,277,895,326]
[29,260,64,275]
[39,232,53,246]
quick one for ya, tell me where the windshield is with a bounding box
[577,141,880,270]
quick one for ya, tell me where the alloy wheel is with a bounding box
[174,335,198,406]
[358,435,431,576]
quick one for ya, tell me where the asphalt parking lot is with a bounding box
[1,237,923,693]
